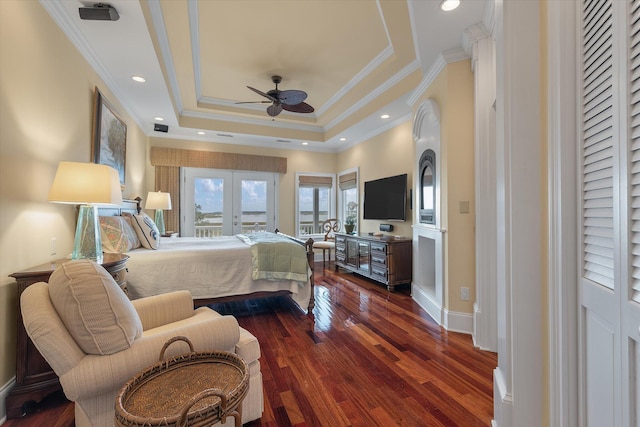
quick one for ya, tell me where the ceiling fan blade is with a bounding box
[267,103,283,117]
[247,86,277,102]
[277,89,308,105]
[282,102,315,114]
[234,101,272,104]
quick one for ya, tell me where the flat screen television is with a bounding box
[363,173,407,221]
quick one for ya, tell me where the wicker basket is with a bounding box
[115,336,249,427]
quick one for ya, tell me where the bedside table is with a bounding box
[6,253,129,418]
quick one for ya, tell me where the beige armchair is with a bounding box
[20,260,263,427]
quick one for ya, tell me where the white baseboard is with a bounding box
[411,284,444,325]
[493,367,513,427]
[412,284,474,335]
[443,309,473,334]
[0,377,16,425]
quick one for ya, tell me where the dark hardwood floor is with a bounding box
[3,263,496,427]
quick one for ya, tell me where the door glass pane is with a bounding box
[194,177,223,237]
[241,179,267,233]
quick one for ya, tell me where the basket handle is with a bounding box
[177,388,229,427]
[159,336,194,361]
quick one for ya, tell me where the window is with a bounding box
[338,168,359,233]
[296,173,335,237]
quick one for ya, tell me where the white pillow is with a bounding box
[48,259,143,355]
[129,213,160,249]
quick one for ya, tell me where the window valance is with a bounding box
[150,147,287,174]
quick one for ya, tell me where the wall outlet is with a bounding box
[50,237,57,256]
[460,287,470,301]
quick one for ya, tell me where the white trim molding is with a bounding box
[0,377,16,424]
[493,0,543,425]
[546,0,578,425]
[469,22,498,353]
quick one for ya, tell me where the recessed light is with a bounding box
[440,0,460,11]
[302,142,309,146]
[197,131,205,135]
[381,114,390,119]
[339,137,347,141]
[154,117,164,121]
[132,76,146,83]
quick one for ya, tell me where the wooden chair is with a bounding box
[313,219,341,264]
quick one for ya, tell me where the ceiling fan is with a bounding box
[237,75,315,117]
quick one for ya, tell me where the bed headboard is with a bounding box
[98,196,141,216]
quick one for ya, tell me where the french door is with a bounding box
[181,168,277,237]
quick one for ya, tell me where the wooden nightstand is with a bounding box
[6,253,129,418]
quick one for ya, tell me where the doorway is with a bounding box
[181,168,277,237]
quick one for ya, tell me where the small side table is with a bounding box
[7,253,129,419]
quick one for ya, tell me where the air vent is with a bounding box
[216,133,234,138]
[276,139,292,143]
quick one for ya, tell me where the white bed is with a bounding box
[99,198,316,313]
[125,235,314,312]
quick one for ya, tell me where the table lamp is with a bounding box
[48,161,123,263]
[145,191,171,235]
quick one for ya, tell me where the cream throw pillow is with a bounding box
[48,259,142,355]
[129,213,160,249]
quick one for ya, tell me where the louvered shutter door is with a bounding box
[582,0,615,289]
[630,0,640,302]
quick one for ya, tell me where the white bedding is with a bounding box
[124,236,312,312]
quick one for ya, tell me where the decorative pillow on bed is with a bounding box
[129,213,160,249]
[48,259,143,355]
[99,216,140,253]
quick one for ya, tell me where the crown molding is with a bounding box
[40,0,146,133]
[325,60,420,131]
[148,0,184,113]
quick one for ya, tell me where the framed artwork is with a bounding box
[92,87,127,187]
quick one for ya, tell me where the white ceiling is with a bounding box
[42,0,488,152]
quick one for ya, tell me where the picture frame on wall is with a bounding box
[92,87,126,187]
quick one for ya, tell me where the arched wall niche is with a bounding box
[413,99,441,228]
[412,98,446,326]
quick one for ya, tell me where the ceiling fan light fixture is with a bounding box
[241,76,314,117]
[440,0,460,11]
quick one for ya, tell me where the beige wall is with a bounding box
[337,121,415,238]
[0,1,147,387]
[413,60,476,314]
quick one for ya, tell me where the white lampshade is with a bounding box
[48,161,123,262]
[145,191,172,210]
[48,161,123,205]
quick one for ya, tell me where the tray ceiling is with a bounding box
[43,0,487,151]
